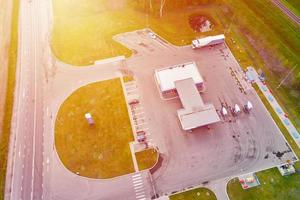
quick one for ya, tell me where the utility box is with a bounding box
[85,113,94,126]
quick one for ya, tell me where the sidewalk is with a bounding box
[247,67,300,149]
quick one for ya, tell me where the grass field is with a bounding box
[281,0,300,17]
[55,78,135,179]
[0,0,19,199]
[227,167,300,200]
[170,187,217,200]
[135,148,158,171]
[51,0,222,66]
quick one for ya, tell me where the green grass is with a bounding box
[0,0,19,199]
[51,0,223,66]
[170,187,217,200]
[135,148,158,171]
[220,0,300,132]
[281,0,300,17]
[227,167,300,200]
[55,78,135,179]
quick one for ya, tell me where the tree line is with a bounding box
[128,0,216,17]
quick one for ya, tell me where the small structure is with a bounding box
[192,34,225,49]
[244,101,253,113]
[85,113,94,126]
[155,62,205,99]
[238,173,260,190]
[278,162,296,176]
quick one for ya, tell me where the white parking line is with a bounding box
[134,112,145,116]
[136,122,147,126]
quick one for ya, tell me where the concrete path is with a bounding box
[248,67,300,149]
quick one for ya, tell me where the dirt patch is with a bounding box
[0,0,13,134]
[189,15,214,32]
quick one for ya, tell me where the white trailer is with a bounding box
[192,34,225,49]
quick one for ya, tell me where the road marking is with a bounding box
[136,191,145,195]
[132,176,142,181]
[134,112,145,116]
[136,194,145,199]
[132,174,141,178]
[134,185,143,190]
[134,187,144,192]
[133,179,143,184]
[133,182,143,187]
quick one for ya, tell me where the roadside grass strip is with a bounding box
[0,0,19,199]
[170,187,217,200]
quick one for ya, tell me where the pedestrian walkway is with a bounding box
[247,67,300,148]
[131,173,148,200]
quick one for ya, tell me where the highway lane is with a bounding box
[272,0,300,26]
[5,0,45,199]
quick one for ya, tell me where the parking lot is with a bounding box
[120,29,297,196]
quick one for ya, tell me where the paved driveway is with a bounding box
[121,29,297,196]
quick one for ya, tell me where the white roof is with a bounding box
[175,78,204,111]
[175,78,220,130]
[155,62,203,92]
[178,107,220,130]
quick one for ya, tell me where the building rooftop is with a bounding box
[155,62,203,92]
[175,78,220,130]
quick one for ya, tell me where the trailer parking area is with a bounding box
[120,29,297,195]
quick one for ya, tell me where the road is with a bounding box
[5,0,50,199]
[272,0,300,26]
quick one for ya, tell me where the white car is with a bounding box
[148,32,156,39]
